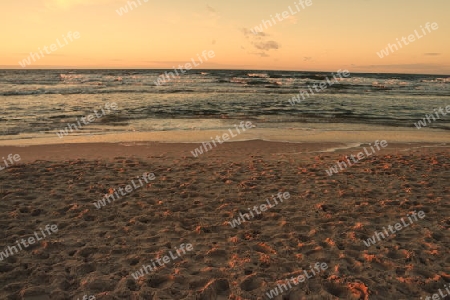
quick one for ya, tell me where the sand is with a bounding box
[0,141,449,300]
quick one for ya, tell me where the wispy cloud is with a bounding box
[241,28,267,38]
[285,15,298,24]
[190,4,220,28]
[424,53,441,56]
[253,41,279,51]
[144,60,189,64]
[366,63,445,69]
[356,63,450,74]
[46,0,119,10]
[240,28,280,57]
[249,51,269,58]
[206,4,216,13]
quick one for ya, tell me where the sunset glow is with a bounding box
[1,0,449,74]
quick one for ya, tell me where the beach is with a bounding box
[0,139,449,299]
[2,0,450,298]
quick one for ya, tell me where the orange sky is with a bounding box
[1,0,449,74]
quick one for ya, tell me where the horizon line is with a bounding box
[0,67,448,76]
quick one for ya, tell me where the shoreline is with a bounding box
[0,140,448,163]
[0,127,449,147]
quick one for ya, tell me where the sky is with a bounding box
[0,0,449,74]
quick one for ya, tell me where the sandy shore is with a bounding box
[0,141,449,300]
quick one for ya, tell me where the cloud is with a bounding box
[366,63,441,69]
[303,57,312,61]
[190,4,220,27]
[46,0,119,9]
[205,4,220,19]
[358,63,450,73]
[285,15,298,24]
[240,28,267,38]
[240,27,279,57]
[253,41,279,51]
[424,53,441,56]
[249,51,269,58]
[144,60,188,64]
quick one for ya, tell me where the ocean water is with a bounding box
[0,69,449,143]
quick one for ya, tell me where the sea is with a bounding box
[0,69,449,144]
